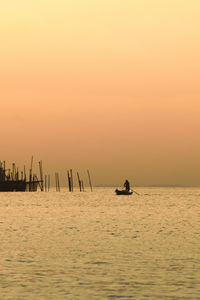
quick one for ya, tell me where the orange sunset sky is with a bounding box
[1,0,200,186]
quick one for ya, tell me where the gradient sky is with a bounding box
[1,0,200,186]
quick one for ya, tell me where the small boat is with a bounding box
[115,189,133,195]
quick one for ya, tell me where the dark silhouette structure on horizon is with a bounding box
[0,159,43,192]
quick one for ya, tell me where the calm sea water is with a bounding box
[0,187,200,299]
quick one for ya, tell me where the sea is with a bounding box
[0,187,200,299]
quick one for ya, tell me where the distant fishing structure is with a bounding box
[0,157,44,192]
[0,158,93,192]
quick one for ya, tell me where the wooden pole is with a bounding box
[70,169,73,192]
[30,156,33,183]
[45,175,47,192]
[81,180,84,192]
[24,165,26,181]
[39,161,44,191]
[67,170,71,192]
[29,157,33,191]
[57,173,60,192]
[87,170,93,191]
[55,172,60,192]
[12,163,15,180]
[55,173,58,191]
[33,174,37,191]
[77,172,82,192]
[48,174,50,191]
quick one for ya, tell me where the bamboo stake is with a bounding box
[39,161,44,191]
[24,165,26,181]
[81,180,84,192]
[35,175,42,191]
[48,174,50,191]
[67,170,71,192]
[58,173,60,192]
[87,170,93,191]
[55,173,58,191]
[70,169,73,192]
[30,156,33,183]
[77,172,82,192]
[12,163,15,180]
[33,174,37,192]
[55,172,60,192]
[56,172,60,192]
[45,175,47,192]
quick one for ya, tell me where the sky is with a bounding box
[0,0,200,186]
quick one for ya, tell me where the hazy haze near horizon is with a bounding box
[1,0,200,186]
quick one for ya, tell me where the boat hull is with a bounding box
[115,189,133,195]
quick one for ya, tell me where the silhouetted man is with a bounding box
[124,179,130,191]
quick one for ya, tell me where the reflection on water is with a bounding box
[0,188,200,299]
